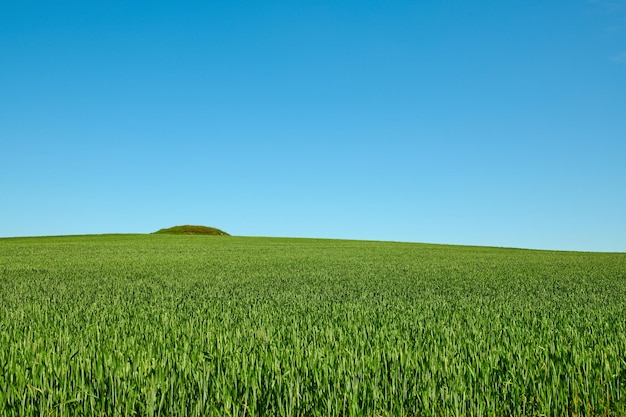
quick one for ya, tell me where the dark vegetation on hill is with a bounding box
[153,225,230,236]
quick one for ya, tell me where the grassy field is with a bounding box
[1,234,625,416]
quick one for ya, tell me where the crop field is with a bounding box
[1,234,625,416]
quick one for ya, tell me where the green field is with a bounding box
[1,234,625,416]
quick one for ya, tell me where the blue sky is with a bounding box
[1,0,625,251]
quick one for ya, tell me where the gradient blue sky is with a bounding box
[1,0,625,251]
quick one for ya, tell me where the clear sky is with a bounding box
[1,0,625,251]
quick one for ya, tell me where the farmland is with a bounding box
[1,234,625,416]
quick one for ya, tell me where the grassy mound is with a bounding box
[153,225,230,236]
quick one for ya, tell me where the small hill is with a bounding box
[153,225,230,236]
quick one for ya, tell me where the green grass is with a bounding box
[1,234,625,416]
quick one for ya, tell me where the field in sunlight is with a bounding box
[1,234,625,416]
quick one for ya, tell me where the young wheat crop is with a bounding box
[0,234,625,416]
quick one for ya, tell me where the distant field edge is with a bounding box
[0,233,623,254]
[153,225,230,236]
